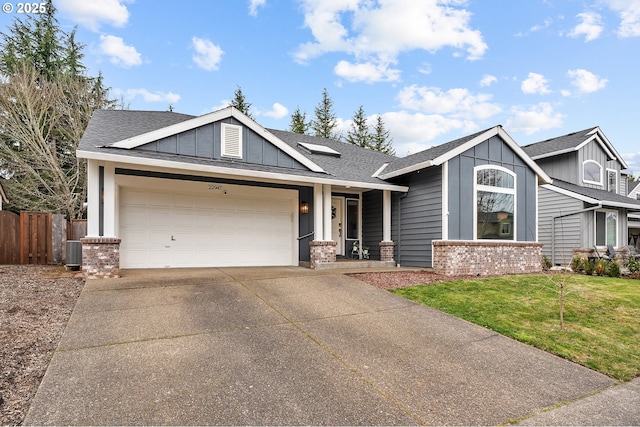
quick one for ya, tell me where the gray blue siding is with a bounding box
[139,117,307,170]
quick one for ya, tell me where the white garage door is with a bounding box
[119,183,297,268]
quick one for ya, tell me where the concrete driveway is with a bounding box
[25,266,619,425]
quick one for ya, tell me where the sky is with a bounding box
[1,0,639,176]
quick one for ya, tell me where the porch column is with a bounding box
[323,184,332,241]
[86,160,100,237]
[380,189,395,262]
[313,183,323,241]
[102,162,116,237]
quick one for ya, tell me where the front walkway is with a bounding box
[26,267,616,425]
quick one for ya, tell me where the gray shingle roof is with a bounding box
[382,128,488,174]
[522,127,598,158]
[549,178,640,210]
[629,180,640,194]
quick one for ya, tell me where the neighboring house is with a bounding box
[77,107,550,278]
[627,180,640,249]
[522,127,640,265]
[0,181,7,210]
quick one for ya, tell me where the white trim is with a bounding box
[542,183,640,210]
[107,106,326,173]
[441,160,449,240]
[473,165,517,241]
[371,163,389,178]
[583,159,603,185]
[78,150,409,192]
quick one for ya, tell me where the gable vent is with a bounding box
[222,123,242,159]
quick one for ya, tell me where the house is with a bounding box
[522,127,640,265]
[77,107,550,278]
[627,180,640,249]
[0,181,7,210]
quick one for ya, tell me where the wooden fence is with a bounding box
[0,212,87,265]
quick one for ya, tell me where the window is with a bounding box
[346,199,359,240]
[221,123,242,159]
[475,166,516,240]
[607,169,618,193]
[595,210,617,246]
[637,194,640,201]
[583,160,602,185]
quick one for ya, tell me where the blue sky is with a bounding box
[2,0,639,175]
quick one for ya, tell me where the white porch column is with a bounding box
[313,183,323,241]
[102,163,116,237]
[383,189,392,241]
[86,160,100,237]
[323,184,332,241]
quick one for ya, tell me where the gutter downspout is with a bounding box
[551,204,602,265]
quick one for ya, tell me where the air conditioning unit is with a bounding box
[66,240,82,269]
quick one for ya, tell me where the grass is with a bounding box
[391,273,640,381]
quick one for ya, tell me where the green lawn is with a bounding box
[391,274,640,381]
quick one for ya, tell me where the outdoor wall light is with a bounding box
[300,201,309,214]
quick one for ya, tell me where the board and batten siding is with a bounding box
[362,190,383,261]
[390,166,443,268]
[138,117,307,170]
[538,186,583,265]
[448,135,538,241]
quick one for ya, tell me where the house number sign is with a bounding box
[208,184,223,191]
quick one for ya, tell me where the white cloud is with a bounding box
[334,59,401,83]
[294,0,487,82]
[56,0,130,31]
[381,111,476,156]
[125,88,181,104]
[249,0,266,16]
[505,103,565,135]
[602,0,640,37]
[521,72,551,95]
[259,103,289,119]
[192,37,224,71]
[566,68,607,94]
[397,85,502,120]
[568,12,603,41]
[480,74,497,87]
[99,35,142,68]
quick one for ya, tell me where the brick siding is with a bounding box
[379,241,395,262]
[80,237,121,279]
[309,240,337,269]
[433,240,543,276]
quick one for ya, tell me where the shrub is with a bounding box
[542,255,552,270]
[606,261,621,278]
[596,259,610,276]
[584,259,596,275]
[571,256,584,273]
[627,256,640,274]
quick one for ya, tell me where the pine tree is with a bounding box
[289,107,310,134]
[346,105,370,148]
[311,88,340,139]
[230,85,253,118]
[370,115,395,155]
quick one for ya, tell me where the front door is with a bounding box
[331,197,344,256]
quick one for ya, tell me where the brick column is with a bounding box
[379,241,395,262]
[309,241,337,269]
[80,237,121,279]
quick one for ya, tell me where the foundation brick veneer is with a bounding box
[80,237,121,279]
[309,240,337,269]
[379,241,395,262]
[433,240,543,276]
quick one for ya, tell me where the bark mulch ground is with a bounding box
[0,265,84,426]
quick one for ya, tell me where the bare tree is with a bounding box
[0,65,101,219]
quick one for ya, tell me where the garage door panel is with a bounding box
[119,185,296,268]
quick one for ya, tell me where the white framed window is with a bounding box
[474,165,516,240]
[221,123,242,159]
[606,169,618,193]
[595,210,617,247]
[583,160,602,185]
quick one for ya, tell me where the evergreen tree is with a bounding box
[370,115,395,155]
[311,88,340,139]
[345,105,370,148]
[289,106,310,134]
[230,85,253,118]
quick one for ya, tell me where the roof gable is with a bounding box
[522,126,628,169]
[379,125,551,184]
[544,178,640,210]
[105,107,325,173]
